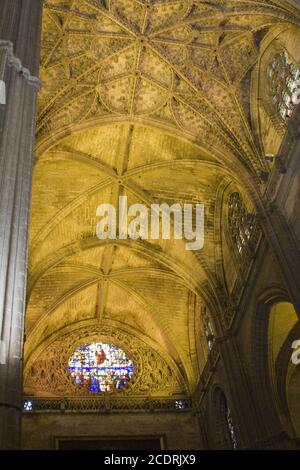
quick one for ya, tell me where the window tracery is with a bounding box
[201,306,215,351]
[268,51,300,121]
[226,404,238,450]
[228,192,254,256]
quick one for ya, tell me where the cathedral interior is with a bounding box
[1,0,300,450]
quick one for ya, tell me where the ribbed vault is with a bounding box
[24,0,300,397]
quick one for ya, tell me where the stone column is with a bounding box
[218,334,300,449]
[257,204,300,314]
[257,108,300,316]
[217,335,261,448]
[0,0,43,450]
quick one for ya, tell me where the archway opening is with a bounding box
[268,301,300,437]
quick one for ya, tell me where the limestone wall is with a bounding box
[22,411,202,450]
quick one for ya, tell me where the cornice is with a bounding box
[0,40,41,90]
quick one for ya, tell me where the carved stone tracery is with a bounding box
[24,0,300,408]
[37,0,300,174]
[24,325,186,397]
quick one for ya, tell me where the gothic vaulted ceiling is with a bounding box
[25,0,300,397]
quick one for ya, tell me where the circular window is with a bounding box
[68,342,134,393]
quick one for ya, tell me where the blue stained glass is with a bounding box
[68,342,134,393]
[226,406,238,450]
[24,401,33,411]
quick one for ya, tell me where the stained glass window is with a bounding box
[68,342,134,393]
[24,400,33,411]
[175,400,188,410]
[228,192,254,255]
[268,51,300,120]
[201,306,215,351]
[226,405,238,450]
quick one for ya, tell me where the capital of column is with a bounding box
[0,40,41,90]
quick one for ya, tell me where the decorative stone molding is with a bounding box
[22,395,192,413]
[0,40,41,90]
[24,325,186,398]
[37,0,300,181]
[0,0,48,450]
[192,342,220,409]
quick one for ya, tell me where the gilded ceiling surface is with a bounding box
[25,0,300,397]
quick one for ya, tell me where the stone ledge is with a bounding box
[0,40,41,90]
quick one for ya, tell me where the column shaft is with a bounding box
[0,0,43,450]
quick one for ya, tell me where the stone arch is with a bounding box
[36,117,263,198]
[251,24,300,157]
[276,321,300,436]
[250,288,298,439]
[206,385,237,450]
[287,365,300,437]
[221,182,258,296]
